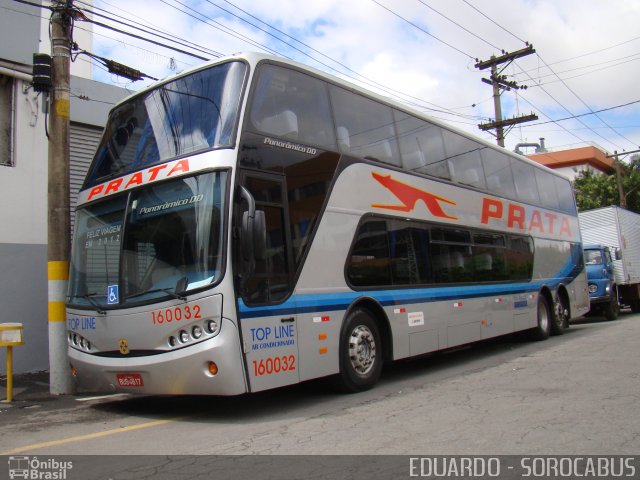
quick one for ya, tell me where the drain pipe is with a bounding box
[515,138,547,155]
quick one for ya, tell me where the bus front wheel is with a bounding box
[334,308,383,393]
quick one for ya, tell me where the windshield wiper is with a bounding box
[69,293,106,314]
[126,288,187,301]
[127,277,189,301]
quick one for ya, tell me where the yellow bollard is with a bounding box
[0,323,24,402]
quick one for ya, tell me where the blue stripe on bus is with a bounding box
[238,254,583,319]
[239,282,537,319]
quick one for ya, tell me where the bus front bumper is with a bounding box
[68,318,248,396]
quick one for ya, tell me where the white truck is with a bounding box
[579,206,640,315]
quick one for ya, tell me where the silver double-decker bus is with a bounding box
[67,52,589,395]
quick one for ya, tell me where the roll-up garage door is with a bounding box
[70,122,103,232]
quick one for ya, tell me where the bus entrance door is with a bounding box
[237,172,300,392]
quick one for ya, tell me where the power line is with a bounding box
[535,53,639,149]
[517,67,617,149]
[74,23,197,71]
[75,5,219,60]
[76,0,223,59]
[515,90,593,146]
[159,0,283,57]
[532,34,640,70]
[457,0,638,151]
[525,98,640,126]
[371,0,475,60]
[516,52,640,84]
[460,0,527,46]
[415,0,501,51]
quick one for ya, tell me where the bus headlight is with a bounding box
[206,319,220,336]
[166,318,222,350]
[192,325,203,339]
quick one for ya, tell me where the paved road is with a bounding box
[1,312,639,457]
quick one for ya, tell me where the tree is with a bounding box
[573,155,640,213]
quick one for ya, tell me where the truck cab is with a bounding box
[583,243,619,320]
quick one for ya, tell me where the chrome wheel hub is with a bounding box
[348,325,376,375]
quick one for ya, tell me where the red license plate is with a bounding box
[116,373,144,387]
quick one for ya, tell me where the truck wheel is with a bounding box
[529,295,551,341]
[604,288,620,321]
[333,308,383,393]
[630,300,640,314]
[551,292,569,335]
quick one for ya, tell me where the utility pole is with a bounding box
[608,148,640,209]
[475,45,538,147]
[48,0,74,395]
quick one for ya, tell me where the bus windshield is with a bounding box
[83,61,246,187]
[68,171,227,308]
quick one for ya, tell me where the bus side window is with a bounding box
[555,176,576,214]
[512,160,541,204]
[442,130,486,189]
[330,86,400,166]
[337,126,351,152]
[534,169,560,210]
[249,64,336,149]
[394,110,450,180]
[257,110,299,139]
[481,151,516,199]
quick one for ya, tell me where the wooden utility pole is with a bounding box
[608,148,640,209]
[476,45,538,147]
[48,0,74,394]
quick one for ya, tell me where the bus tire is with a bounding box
[551,292,569,335]
[604,287,620,321]
[529,295,551,341]
[334,308,382,393]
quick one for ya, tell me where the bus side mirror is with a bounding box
[254,210,266,261]
[242,211,254,260]
[241,209,266,261]
[615,248,622,260]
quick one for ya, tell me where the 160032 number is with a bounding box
[252,355,296,377]
[151,305,201,325]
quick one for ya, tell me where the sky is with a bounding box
[82,0,640,158]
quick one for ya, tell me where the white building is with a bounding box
[0,0,129,374]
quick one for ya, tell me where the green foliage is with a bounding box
[573,155,640,213]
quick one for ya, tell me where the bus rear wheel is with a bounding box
[551,292,569,335]
[529,294,551,341]
[334,308,382,393]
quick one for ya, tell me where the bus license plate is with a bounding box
[116,373,144,387]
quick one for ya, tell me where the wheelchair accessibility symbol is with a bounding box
[107,285,119,305]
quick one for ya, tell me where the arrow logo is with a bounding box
[371,172,458,220]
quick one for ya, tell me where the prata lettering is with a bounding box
[481,197,573,239]
[86,159,191,201]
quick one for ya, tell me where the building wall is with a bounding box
[0,74,49,374]
[552,164,602,182]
